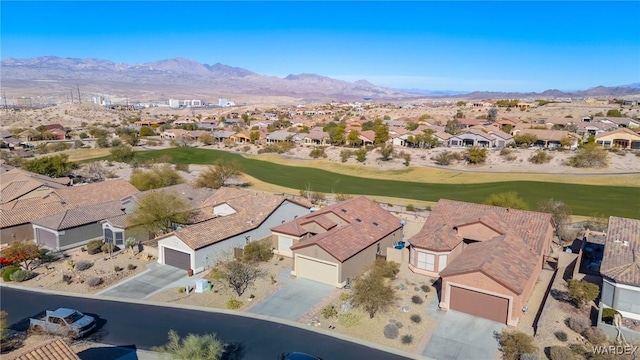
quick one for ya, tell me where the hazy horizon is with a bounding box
[2,1,639,93]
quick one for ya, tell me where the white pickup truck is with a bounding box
[29,308,96,338]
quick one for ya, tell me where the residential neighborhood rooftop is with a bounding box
[600,216,640,287]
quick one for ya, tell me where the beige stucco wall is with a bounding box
[1,224,35,245]
[294,244,336,264]
[302,222,328,235]
[340,228,402,283]
[456,223,502,241]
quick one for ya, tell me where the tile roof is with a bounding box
[518,129,580,142]
[159,188,311,250]
[281,196,403,262]
[600,216,640,286]
[595,127,640,140]
[9,338,80,360]
[1,168,70,203]
[410,199,553,255]
[439,234,539,295]
[53,179,139,207]
[0,199,67,228]
[32,200,126,230]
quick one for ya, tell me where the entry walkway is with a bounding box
[248,270,335,321]
[97,263,200,299]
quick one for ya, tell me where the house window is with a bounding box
[409,247,415,265]
[438,254,447,272]
[417,252,435,271]
[376,243,381,254]
[114,232,124,246]
[604,141,611,147]
[104,228,113,243]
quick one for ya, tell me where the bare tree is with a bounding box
[488,107,499,123]
[194,159,242,189]
[214,260,266,296]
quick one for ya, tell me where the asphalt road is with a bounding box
[0,287,413,360]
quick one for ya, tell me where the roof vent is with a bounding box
[373,222,379,226]
[341,209,347,213]
[622,241,629,247]
[355,218,362,223]
[614,239,621,243]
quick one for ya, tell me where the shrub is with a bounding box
[405,204,415,212]
[337,312,362,328]
[554,331,568,342]
[355,148,368,162]
[566,143,608,168]
[500,147,513,156]
[339,293,351,302]
[86,240,103,254]
[464,146,488,164]
[62,274,73,284]
[321,305,338,319]
[401,334,414,345]
[410,314,422,324]
[87,277,103,287]
[114,266,123,272]
[127,264,137,271]
[601,308,620,323]
[411,295,424,304]
[370,259,400,279]
[178,287,186,293]
[568,344,588,356]
[549,346,575,360]
[309,148,327,159]
[528,150,553,164]
[10,269,33,282]
[339,149,353,162]
[395,321,403,329]
[567,280,599,308]
[582,327,607,345]
[243,241,273,262]
[567,316,590,334]
[432,150,458,165]
[498,330,537,360]
[1,265,19,282]
[226,299,243,310]
[101,243,119,254]
[420,284,431,293]
[75,261,93,271]
[174,163,189,172]
[383,323,399,339]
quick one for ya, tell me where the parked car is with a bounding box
[29,308,96,338]
[279,352,323,360]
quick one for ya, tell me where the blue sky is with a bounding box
[1,1,639,92]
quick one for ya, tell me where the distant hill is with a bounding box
[1,56,639,102]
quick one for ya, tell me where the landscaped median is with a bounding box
[79,147,640,218]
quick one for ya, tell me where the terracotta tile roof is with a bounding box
[439,234,539,295]
[102,213,129,228]
[1,168,70,203]
[359,130,376,142]
[517,129,580,142]
[410,199,552,255]
[53,179,139,207]
[284,196,403,262]
[600,216,640,286]
[0,199,66,228]
[32,200,126,230]
[9,338,80,360]
[159,188,311,250]
[595,127,640,140]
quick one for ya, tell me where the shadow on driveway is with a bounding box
[97,263,190,299]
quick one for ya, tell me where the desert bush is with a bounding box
[500,147,513,156]
[339,293,351,302]
[9,269,33,282]
[464,146,488,164]
[405,204,415,212]
[174,163,189,172]
[410,314,422,324]
[601,308,620,323]
[355,148,368,162]
[226,299,243,310]
[420,284,431,293]
[257,142,294,154]
[1,266,20,282]
[127,264,137,271]
[243,241,273,262]
[401,334,414,345]
[62,274,73,284]
[567,316,591,334]
[554,331,568,342]
[101,243,119,254]
[583,327,607,345]
[383,323,399,339]
[395,321,403,329]
[86,239,103,254]
[114,266,123,272]
[528,150,553,164]
[309,147,327,159]
[87,277,103,287]
[498,330,537,360]
[321,305,338,319]
[370,259,400,279]
[549,346,575,360]
[339,149,353,162]
[566,143,608,168]
[411,295,424,304]
[240,145,251,152]
[337,312,362,327]
[567,280,599,307]
[568,344,588,357]
[432,150,458,165]
[178,287,186,293]
[75,261,93,271]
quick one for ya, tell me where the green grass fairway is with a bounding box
[128,148,639,218]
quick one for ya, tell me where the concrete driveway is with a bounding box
[422,309,505,360]
[97,263,194,299]
[248,270,335,321]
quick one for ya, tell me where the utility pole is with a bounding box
[77,84,81,104]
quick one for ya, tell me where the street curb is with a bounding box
[0,283,431,360]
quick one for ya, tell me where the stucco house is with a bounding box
[448,128,512,148]
[512,129,581,149]
[0,168,70,204]
[595,128,640,149]
[599,216,640,322]
[303,127,330,145]
[408,199,554,325]
[156,188,311,273]
[266,130,301,144]
[270,196,403,288]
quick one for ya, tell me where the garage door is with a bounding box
[164,248,191,270]
[295,255,338,286]
[450,286,509,324]
[278,236,293,256]
[36,228,57,249]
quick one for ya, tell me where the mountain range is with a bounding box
[1,56,639,102]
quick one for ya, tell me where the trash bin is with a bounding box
[195,279,209,293]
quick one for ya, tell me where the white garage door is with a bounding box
[278,236,293,256]
[295,255,338,286]
[36,228,57,249]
